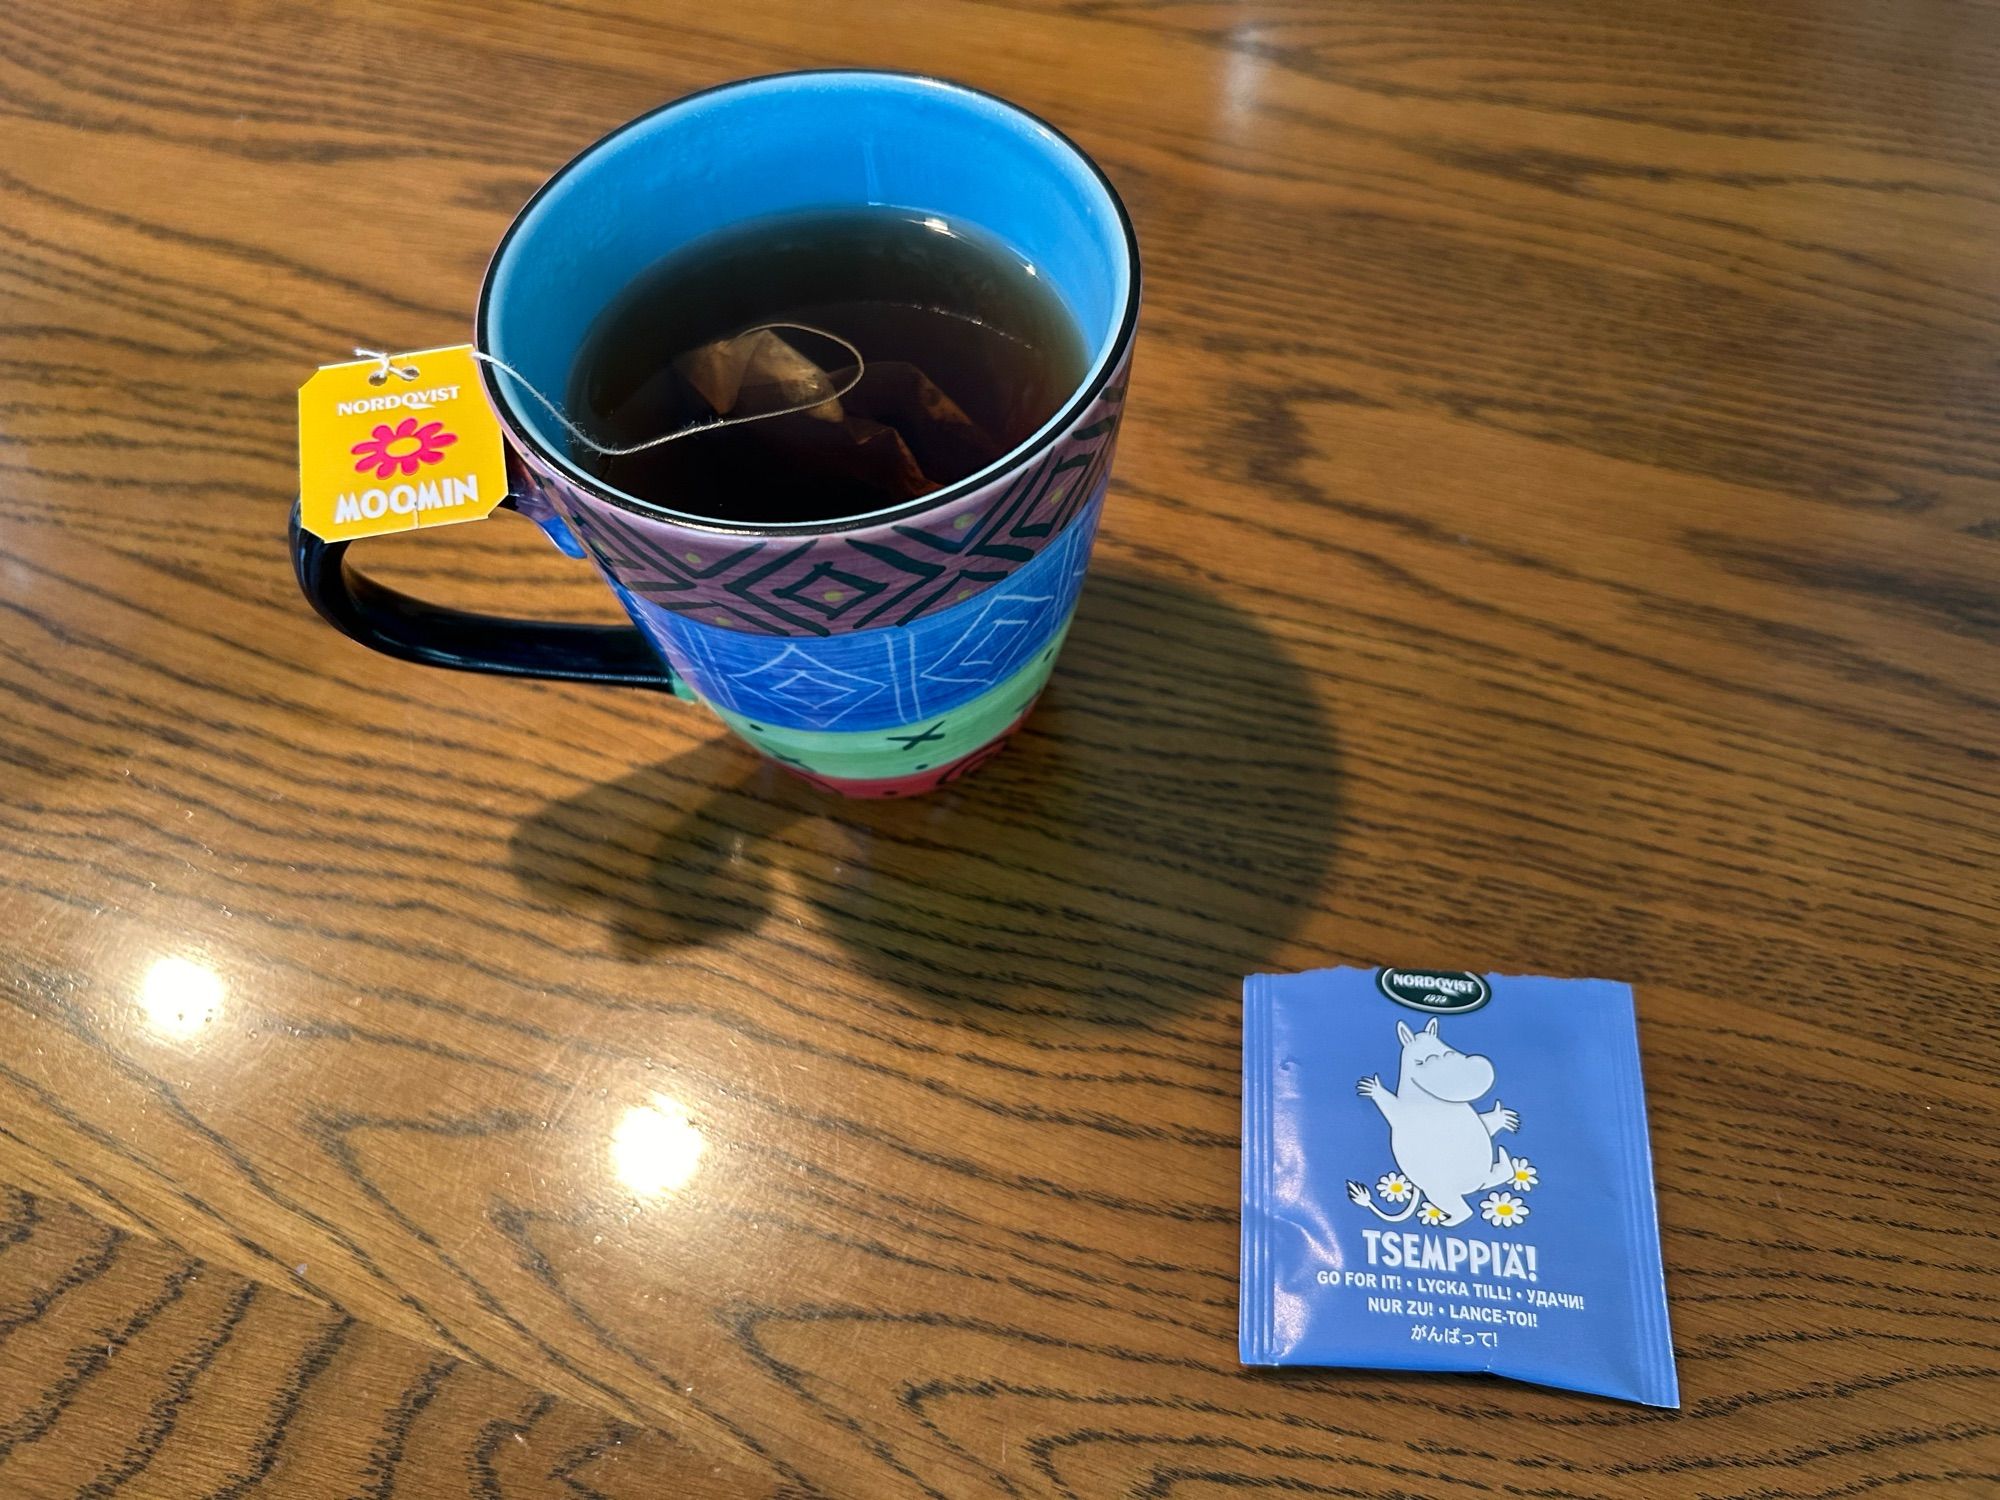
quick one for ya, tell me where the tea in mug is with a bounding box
[565,205,1090,524]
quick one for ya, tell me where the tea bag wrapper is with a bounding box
[675,328,1005,503]
[1240,966,1678,1407]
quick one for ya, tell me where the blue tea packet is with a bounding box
[1241,966,1677,1407]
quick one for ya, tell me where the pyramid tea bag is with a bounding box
[674,327,1005,505]
[677,327,847,424]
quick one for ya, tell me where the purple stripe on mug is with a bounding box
[288,71,1140,796]
[522,377,1124,638]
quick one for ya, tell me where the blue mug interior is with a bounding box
[479,72,1136,518]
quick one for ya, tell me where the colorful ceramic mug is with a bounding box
[289,71,1139,797]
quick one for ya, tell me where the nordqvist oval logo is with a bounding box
[1375,967,1492,1015]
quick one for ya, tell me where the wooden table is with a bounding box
[3,2,1997,1494]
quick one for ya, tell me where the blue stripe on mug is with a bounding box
[613,484,1104,732]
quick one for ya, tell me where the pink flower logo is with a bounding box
[351,417,457,479]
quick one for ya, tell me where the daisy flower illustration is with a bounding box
[1509,1158,1539,1192]
[1376,1172,1413,1203]
[1417,1202,1449,1226]
[352,417,457,479]
[1480,1191,1529,1228]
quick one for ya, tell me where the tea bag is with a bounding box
[677,328,845,424]
[675,326,1005,502]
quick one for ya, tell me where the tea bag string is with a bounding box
[353,323,865,458]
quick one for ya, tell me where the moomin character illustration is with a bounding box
[1346,1018,1526,1228]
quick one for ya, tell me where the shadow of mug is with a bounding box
[510,563,1341,1025]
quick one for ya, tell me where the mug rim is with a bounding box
[474,69,1141,538]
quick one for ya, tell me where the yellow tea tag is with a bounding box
[298,346,508,541]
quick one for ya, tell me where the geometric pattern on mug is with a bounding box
[613,487,1103,733]
[562,377,1124,638]
[708,622,1071,781]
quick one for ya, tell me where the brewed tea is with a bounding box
[565,206,1089,524]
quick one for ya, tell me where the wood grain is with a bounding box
[2,1,1997,1495]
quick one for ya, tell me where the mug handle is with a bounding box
[287,495,678,690]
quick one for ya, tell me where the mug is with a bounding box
[290,71,1139,797]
